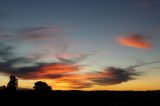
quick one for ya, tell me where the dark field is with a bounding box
[0,90,160,105]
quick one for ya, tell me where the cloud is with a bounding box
[53,66,139,88]
[0,45,140,88]
[0,45,33,74]
[0,26,69,58]
[128,60,160,69]
[0,43,158,89]
[18,27,62,41]
[55,52,88,64]
[19,27,61,33]
[0,44,81,80]
[54,74,94,89]
[1,44,157,89]
[0,34,11,40]
[117,33,152,49]
[0,46,89,89]
[0,26,63,42]
[85,67,138,85]
[17,63,80,79]
[0,27,93,89]
[67,80,93,89]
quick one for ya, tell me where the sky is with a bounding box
[0,0,160,90]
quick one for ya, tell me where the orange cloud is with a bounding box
[52,71,115,89]
[117,34,152,49]
[21,63,81,79]
[54,74,94,89]
[39,63,80,75]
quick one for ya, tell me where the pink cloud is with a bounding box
[117,34,152,49]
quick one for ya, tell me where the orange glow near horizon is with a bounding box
[1,72,160,91]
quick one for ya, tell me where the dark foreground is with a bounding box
[0,90,160,105]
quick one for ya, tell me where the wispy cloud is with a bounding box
[67,80,93,89]
[54,74,94,89]
[55,52,88,64]
[117,33,152,49]
[0,26,63,42]
[19,27,61,33]
[128,60,160,69]
[17,27,63,41]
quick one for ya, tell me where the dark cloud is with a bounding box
[0,45,33,75]
[0,44,80,80]
[91,67,138,85]
[0,46,14,60]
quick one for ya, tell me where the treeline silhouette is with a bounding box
[0,75,52,93]
[0,75,160,105]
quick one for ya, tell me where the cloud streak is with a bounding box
[56,52,88,64]
[0,26,63,42]
[129,60,160,69]
[117,33,152,49]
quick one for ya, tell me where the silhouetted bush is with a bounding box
[33,81,52,92]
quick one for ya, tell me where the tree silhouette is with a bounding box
[33,81,52,92]
[7,75,18,92]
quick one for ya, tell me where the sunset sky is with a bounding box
[0,0,160,90]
